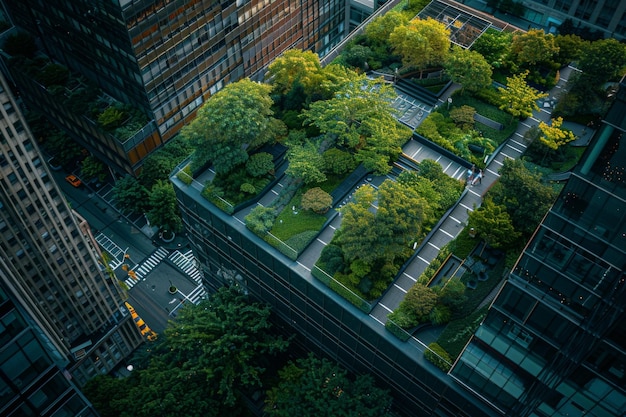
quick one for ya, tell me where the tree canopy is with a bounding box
[265,354,392,417]
[182,78,284,173]
[468,198,520,249]
[511,29,559,66]
[490,158,557,236]
[265,49,324,96]
[365,11,409,45]
[147,180,182,232]
[498,70,548,120]
[538,116,576,151]
[577,38,626,86]
[444,46,493,93]
[83,287,289,417]
[390,18,450,74]
[112,175,150,214]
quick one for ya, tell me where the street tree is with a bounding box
[365,10,409,44]
[265,354,392,417]
[265,49,324,96]
[182,78,283,173]
[444,46,492,94]
[490,158,557,236]
[80,155,107,182]
[498,70,548,120]
[139,153,177,188]
[389,18,450,76]
[577,38,626,86]
[112,175,150,214]
[511,29,559,66]
[164,287,289,407]
[391,283,438,327]
[147,180,182,232]
[468,198,520,249]
[301,187,333,213]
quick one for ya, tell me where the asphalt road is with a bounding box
[49,168,192,333]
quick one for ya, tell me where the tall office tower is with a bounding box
[0,72,143,385]
[451,84,626,416]
[2,0,348,175]
[504,0,625,40]
[0,279,99,417]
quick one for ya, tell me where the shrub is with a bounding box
[244,206,276,235]
[450,105,476,129]
[318,244,345,275]
[176,165,193,185]
[246,152,274,177]
[98,106,127,130]
[240,182,256,194]
[425,343,452,372]
[322,148,357,175]
[301,187,332,213]
[429,304,452,325]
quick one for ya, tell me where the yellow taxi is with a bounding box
[125,302,158,341]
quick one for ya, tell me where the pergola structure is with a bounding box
[417,0,493,49]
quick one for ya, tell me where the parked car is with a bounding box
[65,174,82,187]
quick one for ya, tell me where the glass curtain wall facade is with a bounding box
[2,0,347,174]
[521,0,626,40]
[451,84,626,417]
[0,72,143,385]
[0,281,99,417]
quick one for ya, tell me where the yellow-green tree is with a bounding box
[265,49,324,96]
[498,70,548,120]
[365,10,408,44]
[511,29,559,66]
[389,18,450,77]
[444,46,492,94]
[538,117,576,150]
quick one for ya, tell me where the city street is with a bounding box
[49,168,204,333]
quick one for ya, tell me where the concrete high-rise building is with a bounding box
[2,0,349,175]
[451,83,626,416]
[0,280,99,417]
[0,72,143,385]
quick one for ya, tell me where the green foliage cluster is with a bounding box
[80,155,107,182]
[265,354,392,417]
[83,287,289,417]
[300,187,332,213]
[35,63,69,87]
[176,164,193,185]
[424,342,453,372]
[98,106,127,130]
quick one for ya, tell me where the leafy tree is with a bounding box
[471,28,513,69]
[449,105,476,129]
[285,139,326,184]
[246,152,274,177]
[444,46,492,94]
[511,29,559,66]
[147,180,182,232]
[43,129,83,167]
[112,175,150,213]
[435,277,467,313]
[265,354,392,417]
[554,34,586,66]
[164,287,289,407]
[498,70,548,120]
[301,187,333,213]
[577,38,626,86]
[468,198,520,249]
[342,44,373,70]
[265,49,324,96]
[376,180,429,261]
[182,78,283,173]
[82,374,133,417]
[336,186,378,264]
[318,244,345,275]
[80,155,107,182]
[392,284,438,326]
[538,116,576,151]
[365,10,409,44]
[139,154,176,188]
[491,158,556,236]
[302,72,409,174]
[322,148,356,175]
[389,18,450,76]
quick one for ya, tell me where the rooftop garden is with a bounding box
[3,32,150,143]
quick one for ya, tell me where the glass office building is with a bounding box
[451,83,626,416]
[0,281,99,417]
[2,0,348,175]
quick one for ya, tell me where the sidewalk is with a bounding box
[369,65,577,325]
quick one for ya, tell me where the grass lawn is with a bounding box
[272,206,327,241]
